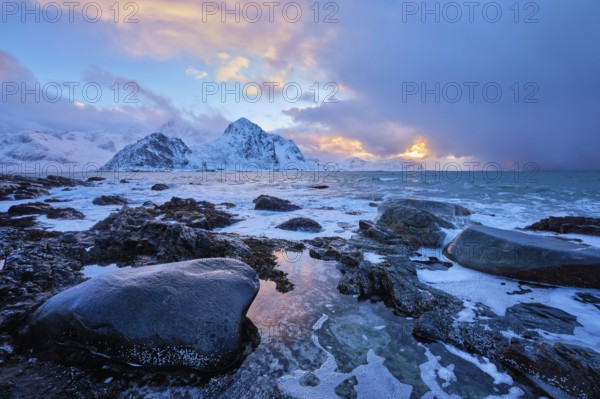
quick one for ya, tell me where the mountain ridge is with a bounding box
[103,118,307,171]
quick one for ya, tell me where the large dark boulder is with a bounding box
[27,258,260,372]
[276,217,322,233]
[525,216,600,236]
[445,225,600,288]
[370,198,472,248]
[253,195,300,212]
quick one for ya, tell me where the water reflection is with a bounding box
[120,250,538,398]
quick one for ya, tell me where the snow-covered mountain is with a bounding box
[103,118,307,171]
[103,133,192,171]
[189,118,306,170]
[0,130,137,169]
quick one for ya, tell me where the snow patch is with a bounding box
[363,252,385,264]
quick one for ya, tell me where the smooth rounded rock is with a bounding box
[28,258,260,372]
[445,225,600,288]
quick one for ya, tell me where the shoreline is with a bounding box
[1,173,599,398]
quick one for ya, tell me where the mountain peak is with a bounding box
[103,118,306,170]
[146,132,169,140]
[232,117,254,126]
[224,118,263,136]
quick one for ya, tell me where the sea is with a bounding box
[2,170,599,398]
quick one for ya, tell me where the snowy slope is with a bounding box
[0,130,136,169]
[189,118,306,169]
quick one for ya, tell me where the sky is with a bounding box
[1,0,599,169]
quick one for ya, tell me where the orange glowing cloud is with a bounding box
[395,138,429,159]
[300,135,377,160]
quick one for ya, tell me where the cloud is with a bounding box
[0,51,227,142]
[7,1,600,169]
[33,0,337,86]
[279,1,600,169]
[215,55,250,82]
[282,104,421,159]
[185,66,208,80]
[0,51,35,82]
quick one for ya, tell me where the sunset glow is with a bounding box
[0,1,598,168]
[311,136,376,160]
[396,139,429,160]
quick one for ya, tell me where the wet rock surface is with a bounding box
[8,202,53,215]
[525,216,600,236]
[92,195,129,206]
[0,214,37,228]
[445,225,600,288]
[86,201,294,291]
[253,195,301,211]
[6,202,85,220]
[380,198,471,218]
[499,341,600,398]
[277,217,323,233]
[86,177,106,183]
[0,175,85,201]
[155,196,241,229]
[377,206,449,248]
[47,207,85,220]
[28,259,260,372]
[375,198,470,248]
[411,297,600,398]
[337,256,460,317]
[151,183,169,191]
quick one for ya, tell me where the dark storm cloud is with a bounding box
[287,0,600,169]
